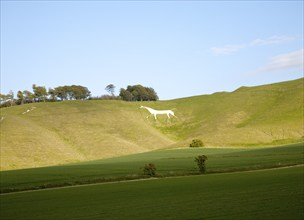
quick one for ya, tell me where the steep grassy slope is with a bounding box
[0,78,303,170]
[0,101,174,170]
[153,78,303,146]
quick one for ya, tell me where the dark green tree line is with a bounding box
[52,85,91,100]
[1,85,91,107]
[1,83,159,107]
[119,84,158,101]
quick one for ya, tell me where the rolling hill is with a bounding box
[0,78,303,170]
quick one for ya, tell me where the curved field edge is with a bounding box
[0,166,303,220]
[1,143,303,194]
[1,164,303,196]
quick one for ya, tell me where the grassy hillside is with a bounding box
[0,101,174,170]
[0,78,303,170]
[156,77,303,146]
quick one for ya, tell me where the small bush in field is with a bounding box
[189,139,204,148]
[195,155,208,174]
[143,163,157,177]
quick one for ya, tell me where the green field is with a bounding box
[0,144,303,219]
[1,143,303,194]
[1,78,303,170]
[1,166,303,220]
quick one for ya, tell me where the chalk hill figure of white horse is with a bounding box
[140,106,177,120]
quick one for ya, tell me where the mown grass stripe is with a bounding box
[1,166,303,220]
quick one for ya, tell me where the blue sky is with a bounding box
[1,1,303,100]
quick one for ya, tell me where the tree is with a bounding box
[0,93,11,107]
[105,84,115,96]
[146,87,159,101]
[53,85,91,101]
[194,155,208,174]
[17,91,24,105]
[48,88,57,101]
[0,94,7,103]
[71,85,91,100]
[119,88,133,101]
[7,90,14,106]
[143,163,157,177]
[119,85,158,101]
[131,89,140,101]
[23,90,34,103]
[53,86,67,101]
[0,91,15,107]
[32,84,47,102]
[189,139,204,148]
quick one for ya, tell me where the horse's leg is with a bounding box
[167,113,170,119]
[154,114,157,120]
[171,112,177,118]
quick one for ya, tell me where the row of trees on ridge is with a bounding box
[1,84,158,107]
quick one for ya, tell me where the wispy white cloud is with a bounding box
[249,35,296,47]
[211,35,296,55]
[257,49,303,73]
[210,44,246,55]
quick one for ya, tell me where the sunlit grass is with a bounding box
[0,78,303,170]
